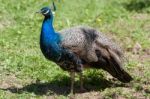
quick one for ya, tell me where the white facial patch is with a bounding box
[43,10,50,15]
[52,11,55,15]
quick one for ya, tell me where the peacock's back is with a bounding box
[59,26,123,62]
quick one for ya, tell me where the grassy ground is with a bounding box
[0,0,150,98]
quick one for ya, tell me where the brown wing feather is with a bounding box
[59,26,133,82]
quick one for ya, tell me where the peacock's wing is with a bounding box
[59,26,123,62]
[59,26,132,83]
[59,26,93,60]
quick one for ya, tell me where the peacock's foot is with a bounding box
[68,93,75,99]
[79,87,87,93]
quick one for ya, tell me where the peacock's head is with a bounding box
[37,2,56,18]
[38,7,52,17]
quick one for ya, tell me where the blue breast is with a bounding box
[40,18,62,61]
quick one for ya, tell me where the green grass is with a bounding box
[0,0,150,98]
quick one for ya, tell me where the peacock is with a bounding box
[37,3,133,94]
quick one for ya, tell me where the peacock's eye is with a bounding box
[43,10,50,15]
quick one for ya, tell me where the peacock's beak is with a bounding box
[36,10,42,14]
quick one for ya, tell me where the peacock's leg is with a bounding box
[79,72,83,90]
[70,71,75,94]
[79,72,86,92]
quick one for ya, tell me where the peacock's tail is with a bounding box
[90,43,133,83]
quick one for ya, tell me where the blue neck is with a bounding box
[40,15,62,61]
[41,16,55,42]
[41,15,61,44]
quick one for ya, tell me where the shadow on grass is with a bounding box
[1,73,127,96]
[123,0,150,12]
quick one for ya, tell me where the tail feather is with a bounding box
[91,47,133,83]
[106,48,133,83]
